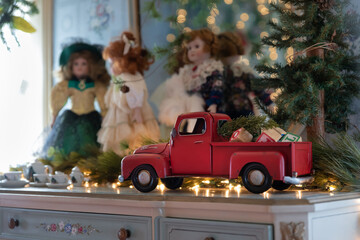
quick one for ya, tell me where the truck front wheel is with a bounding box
[241,163,272,194]
[131,165,158,193]
[161,177,183,190]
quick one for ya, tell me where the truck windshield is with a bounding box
[179,118,206,135]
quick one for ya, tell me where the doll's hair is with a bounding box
[182,28,219,64]
[103,31,154,75]
[217,31,245,59]
[60,50,110,85]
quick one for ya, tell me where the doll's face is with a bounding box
[186,37,211,65]
[72,57,89,78]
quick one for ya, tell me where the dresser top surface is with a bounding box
[0,185,359,205]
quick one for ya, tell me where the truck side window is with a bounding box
[179,118,206,135]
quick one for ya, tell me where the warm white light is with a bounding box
[263,192,270,199]
[84,181,89,188]
[177,9,187,16]
[202,180,210,184]
[270,52,278,60]
[210,7,219,16]
[297,190,302,199]
[207,16,216,25]
[240,13,249,22]
[229,184,234,190]
[221,180,230,184]
[112,183,117,189]
[260,6,269,15]
[225,190,230,198]
[206,189,210,197]
[192,184,199,190]
[159,184,165,191]
[329,186,336,192]
[86,188,91,193]
[177,15,186,23]
[129,185,134,189]
[260,31,269,39]
[236,21,245,29]
[166,34,176,42]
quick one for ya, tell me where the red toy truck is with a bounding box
[119,112,313,194]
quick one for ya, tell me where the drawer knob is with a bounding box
[8,218,19,229]
[118,228,131,240]
[205,238,215,240]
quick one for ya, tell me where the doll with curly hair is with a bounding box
[159,28,224,127]
[217,31,274,118]
[42,42,110,157]
[97,32,160,154]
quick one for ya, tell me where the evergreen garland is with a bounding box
[254,0,360,133]
[0,0,39,50]
[217,115,278,140]
[312,133,360,191]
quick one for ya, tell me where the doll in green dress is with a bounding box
[42,42,110,158]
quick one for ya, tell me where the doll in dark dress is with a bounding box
[217,31,274,119]
[42,42,110,158]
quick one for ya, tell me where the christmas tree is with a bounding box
[254,0,360,138]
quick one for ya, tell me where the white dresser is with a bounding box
[0,187,359,240]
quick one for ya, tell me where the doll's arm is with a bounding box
[50,81,69,125]
[126,84,145,123]
[206,70,224,112]
[95,82,108,117]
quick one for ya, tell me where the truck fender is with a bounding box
[229,151,285,180]
[121,154,170,180]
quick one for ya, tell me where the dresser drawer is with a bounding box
[156,217,273,240]
[0,207,151,240]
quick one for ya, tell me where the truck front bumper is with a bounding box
[118,175,125,183]
[283,176,314,185]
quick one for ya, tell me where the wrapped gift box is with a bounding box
[279,132,302,142]
[230,128,253,142]
[256,132,276,143]
[262,127,286,141]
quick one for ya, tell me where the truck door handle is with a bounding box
[194,141,203,144]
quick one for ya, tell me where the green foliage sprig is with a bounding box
[312,133,360,191]
[217,115,278,140]
[0,0,39,50]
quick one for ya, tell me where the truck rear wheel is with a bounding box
[241,163,272,194]
[131,165,158,193]
[272,180,291,191]
[161,177,183,190]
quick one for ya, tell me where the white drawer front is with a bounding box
[156,217,273,240]
[0,207,151,240]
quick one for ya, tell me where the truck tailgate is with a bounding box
[292,142,312,176]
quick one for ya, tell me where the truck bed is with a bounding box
[211,142,312,177]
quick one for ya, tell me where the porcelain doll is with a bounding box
[97,32,160,154]
[42,42,110,157]
[217,31,274,119]
[159,28,224,127]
